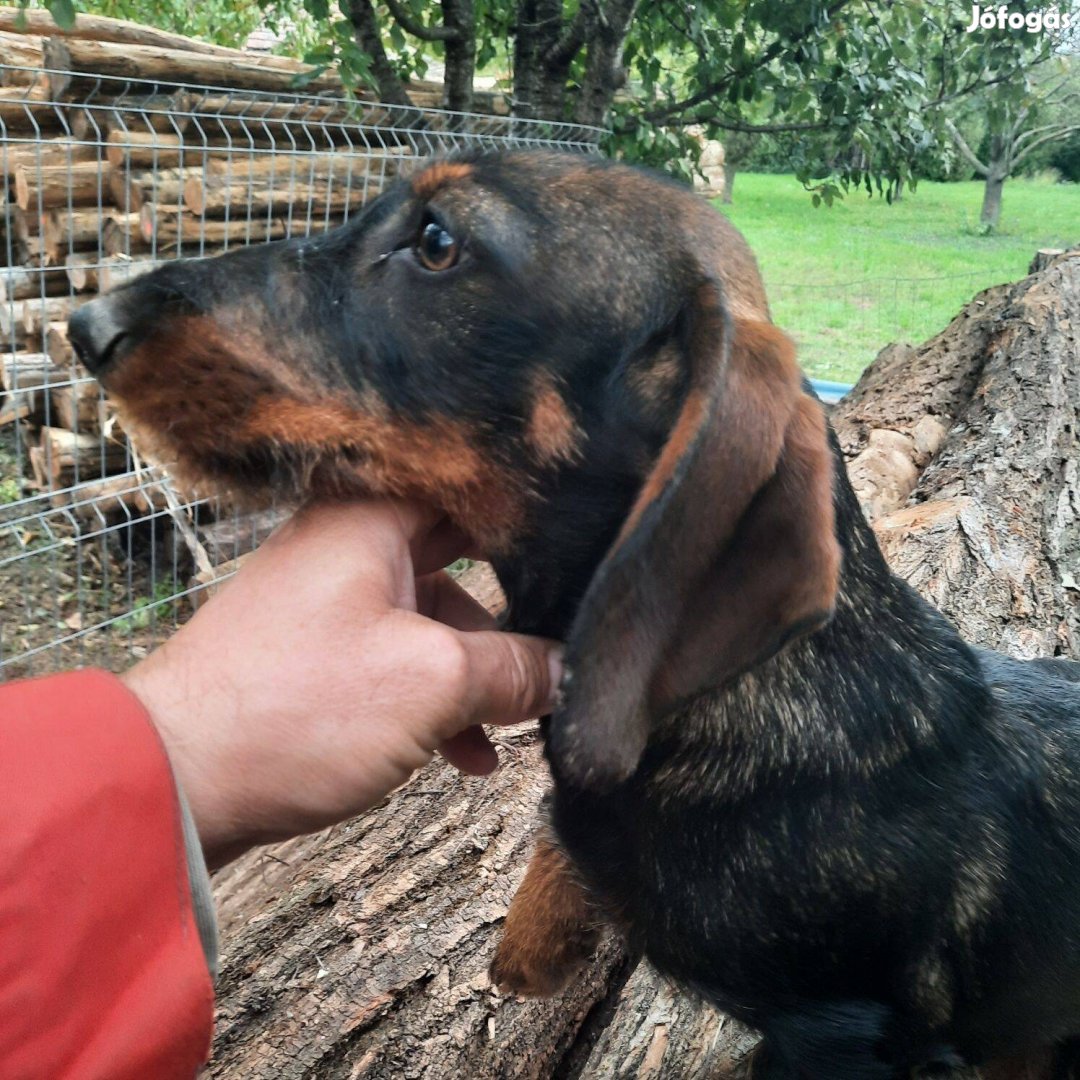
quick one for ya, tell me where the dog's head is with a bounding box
[69,150,841,788]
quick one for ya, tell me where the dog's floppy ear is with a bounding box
[548,281,842,789]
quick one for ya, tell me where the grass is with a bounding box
[113,580,178,634]
[0,434,25,504]
[716,175,1079,383]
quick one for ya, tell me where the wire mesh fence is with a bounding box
[0,64,602,679]
[768,271,992,383]
[0,61,1005,682]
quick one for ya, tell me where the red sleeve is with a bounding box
[0,669,214,1080]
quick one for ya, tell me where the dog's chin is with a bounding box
[130,434,493,561]
[151,447,386,512]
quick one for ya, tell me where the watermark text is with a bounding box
[964,4,1074,32]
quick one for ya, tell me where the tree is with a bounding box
[278,1,1066,204]
[943,60,1080,230]
[35,0,1065,201]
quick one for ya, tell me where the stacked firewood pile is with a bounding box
[0,10,512,511]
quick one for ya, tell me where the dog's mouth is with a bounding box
[107,383,528,558]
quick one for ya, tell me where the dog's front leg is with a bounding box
[489,827,601,996]
[980,1046,1070,1080]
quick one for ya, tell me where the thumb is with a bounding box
[457,630,564,728]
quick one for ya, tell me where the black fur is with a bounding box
[69,150,1080,1078]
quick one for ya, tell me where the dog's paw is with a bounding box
[489,922,599,997]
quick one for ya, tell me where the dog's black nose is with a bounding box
[68,296,135,377]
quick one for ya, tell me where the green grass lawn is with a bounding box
[716,174,1079,382]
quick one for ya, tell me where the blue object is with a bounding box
[809,379,853,404]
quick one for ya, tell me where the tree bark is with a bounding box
[343,0,415,111]
[209,252,1080,1076]
[833,248,1080,657]
[573,0,636,129]
[41,36,341,100]
[441,0,476,115]
[0,31,45,81]
[14,161,106,211]
[0,9,264,57]
[512,0,571,120]
[980,171,1006,230]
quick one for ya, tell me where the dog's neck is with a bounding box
[493,426,991,770]
[721,435,993,781]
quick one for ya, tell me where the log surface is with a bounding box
[0,7,260,56]
[43,36,341,99]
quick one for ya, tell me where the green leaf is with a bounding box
[46,0,77,30]
[291,63,328,88]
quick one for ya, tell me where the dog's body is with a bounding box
[67,151,1080,1078]
[548,521,1080,1074]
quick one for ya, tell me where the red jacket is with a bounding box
[0,670,214,1079]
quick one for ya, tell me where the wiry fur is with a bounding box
[68,151,1080,1079]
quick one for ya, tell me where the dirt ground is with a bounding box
[0,426,199,680]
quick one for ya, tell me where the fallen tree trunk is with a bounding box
[186,179,365,220]
[139,206,290,248]
[833,248,1080,657]
[0,7,259,55]
[0,265,70,303]
[61,252,156,294]
[108,165,199,214]
[209,251,1080,1077]
[183,154,393,215]
[0,136,100,176]
[42,36,341,100]
[0,84,64,135]
[14,160,106,210]
[43,208,119,262]
[0,30,43,82]
[68,92,194,140]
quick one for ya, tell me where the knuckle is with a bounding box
[423,627,471,704]
[501,638,540,716]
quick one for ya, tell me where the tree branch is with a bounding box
[1013,120,1071,148]
[674,115,831,134]
[1008,103,1032,144]
[1012,124,1080,168]
[945,117,990,177]
[543,0,590,69]
[924,69,1018,111]
[639,0,854,124]
[342,0,414,107]
[384,0,461,41]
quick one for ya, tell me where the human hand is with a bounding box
[122,500,562,868]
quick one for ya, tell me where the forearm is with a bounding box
[0,670,215,1078]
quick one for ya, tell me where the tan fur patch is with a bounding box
[412,161,473,200]
[628,343,683,414]
[104,319,528,553]
[525,373,582,466]
[489,834,599,997]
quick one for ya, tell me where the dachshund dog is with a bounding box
[68,151,1080,1079]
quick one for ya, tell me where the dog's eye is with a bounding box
[415,219,460,272]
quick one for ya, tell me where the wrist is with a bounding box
[121,653,249,869]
